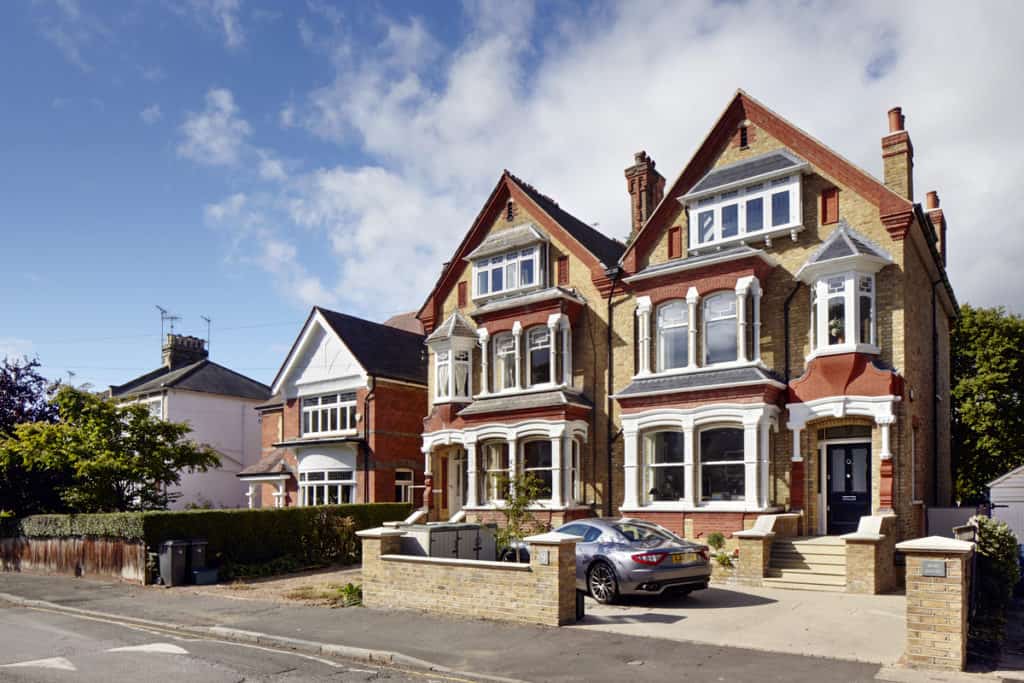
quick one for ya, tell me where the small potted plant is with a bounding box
[706,531,736,581]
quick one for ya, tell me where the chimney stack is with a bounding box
[162,334,208,369]
[625,151,665,241]
[925,190,947,267]
[881,106,914,201]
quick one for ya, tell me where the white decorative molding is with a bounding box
[786,395,899,431]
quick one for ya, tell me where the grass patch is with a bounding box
[283,582,362,607]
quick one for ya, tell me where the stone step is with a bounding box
[770,550,847,565]
[769,558,847,574]
[762,577,846,592]
[772,543,847,557]
[765,569,847,586]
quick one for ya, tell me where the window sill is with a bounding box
[474,383,570,399]
[299,430,359,439]
[433,397,473,405]
[471,283,545,306]
[465,502,582,511]
[806,343,879,363]
[621,502,781,513]
[634,360,761,380]
[689,222,804,254]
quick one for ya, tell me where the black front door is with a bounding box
[826,443,871,535]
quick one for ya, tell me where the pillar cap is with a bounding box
[895,536,974,554]
[356,527,407,538]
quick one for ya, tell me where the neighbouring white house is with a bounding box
[109,333,270,509]
[990,464,1024,543]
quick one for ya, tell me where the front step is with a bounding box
[765,536,848,592]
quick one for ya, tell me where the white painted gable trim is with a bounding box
[271,309,368,397]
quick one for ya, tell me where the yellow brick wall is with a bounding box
[903,552,971,670]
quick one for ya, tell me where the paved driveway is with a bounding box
[574,584,906,664]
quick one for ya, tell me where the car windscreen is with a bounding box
[611,522,679,546]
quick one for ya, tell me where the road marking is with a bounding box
[108,643,189,655]
[0,656,77,671]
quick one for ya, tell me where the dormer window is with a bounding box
[474,247,539,298]
[682,151,809,251]
[302,392,357,436]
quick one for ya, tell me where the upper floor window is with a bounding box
[689,175,800,249]
[704,293,737,365]
[493,332,517,391]
[656,301,688,372]
[527,327,552,386]
[474,247,540,298]
[810,272,876,352]
[435,348,471,401]
[302,393,356,436]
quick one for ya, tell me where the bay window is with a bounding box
[704,293,738,365]
[527,327,552,386]
[521,440,553,499]
[473,247,540,298]
[300,469,355,505]
[687,174,801,249]
[699,427,744,502]
[810,272,877,352]
[302,393,357,436]
[480,442,509,503]
[434,347,472,401]
[656,301,688,371]
[644,431,685,503]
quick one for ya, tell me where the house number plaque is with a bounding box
[921,559,946,577]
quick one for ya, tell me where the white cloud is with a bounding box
[179,0,246,50]
[140,104,162,124]
[258,154,288,182]
[178,88,251,166]
[35,0,111,72]
[206,1,1024,316]
[279,104,296,128]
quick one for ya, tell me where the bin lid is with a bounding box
[161,540,192,547]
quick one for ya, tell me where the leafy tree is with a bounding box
[951,305,1024,501]
[0,386,220,512]
[0,357,68,515]
[494,472,548,562]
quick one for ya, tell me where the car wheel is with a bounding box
[587,561,618,605]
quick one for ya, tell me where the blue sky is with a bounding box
[2,0,1023,390]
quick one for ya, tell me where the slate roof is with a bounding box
[465,224,547,261]
[471,287,585,318]
[457,389,592,417]
[508,172,626,268]
[686,150,808,198]
[624,245,772,283]
[382,311,425,335]
[110,360,271,401]
[615,366,784,399]
[316,307,428,385]
[425,310,478,343]
[805,219,892,265]
[237,449,295,478]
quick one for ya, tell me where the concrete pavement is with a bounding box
[0,572,912,682]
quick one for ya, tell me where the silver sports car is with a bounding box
[554,518,711,604]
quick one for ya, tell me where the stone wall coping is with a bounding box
[524,531,583,545]
[841,531,885,543]
[356,527,407,539]
[895,536,975,554]
[734,529,776,539]
[380,554,531,571]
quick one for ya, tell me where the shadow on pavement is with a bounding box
[602,587,778,611]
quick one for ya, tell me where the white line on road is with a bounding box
[0,656,77,671]
[107,643,189,655]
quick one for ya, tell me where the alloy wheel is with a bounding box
[588,562,617,604]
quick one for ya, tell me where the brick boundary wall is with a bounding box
[895,536,974,671]
[358,528,580,627]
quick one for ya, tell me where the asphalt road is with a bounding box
[0,604,459,683]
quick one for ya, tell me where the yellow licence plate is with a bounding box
[672,552,697,564]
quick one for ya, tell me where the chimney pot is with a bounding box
[926,190,939,210]
[625,151,665,241]
[887,107,904,133]
[162,333,209,369]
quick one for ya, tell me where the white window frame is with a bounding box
[480,442,509,504]
[143,396,163,420]
[642,431,686,505]
[299,468,355,506]
[434,347,471,402]
[697,425,746,503]
[472,247,542,299]
[301,393,357,437]
[493,332,517,392]
[394,468,414,503]
[568,439,581,504]
[656,300,689,372]
[688,174,802,250]
[435,349,451,400]
[526,326,553,387]
[703,292,738,366]
[809,271,878,357]
[521,439,554,502]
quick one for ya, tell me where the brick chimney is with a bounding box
[881,106,914,201]
[625,151,665,240]
[162,334,208,369]
[926,190,947,267]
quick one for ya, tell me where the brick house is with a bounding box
[238,307,427,508]
[612,90,956,544]
[416,172,626,526]
[413,90,955,550]
[110,334,270,509]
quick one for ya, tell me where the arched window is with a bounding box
[704,292,737,365]
[493,333,516,391]
[643,431,685,503]
[521,440,553,499]
[526,327,552,386]
[699,427,744,502]
[656,300,688,371]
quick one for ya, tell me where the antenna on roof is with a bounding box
[155,305,181,338]
[201,315,212,353]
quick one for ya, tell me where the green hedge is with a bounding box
[2,503,411,569]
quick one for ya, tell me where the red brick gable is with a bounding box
[621,89,915,275]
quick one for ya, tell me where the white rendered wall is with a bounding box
[991,468,1024,542]
[280,322,366,397]
[164,389,264,509]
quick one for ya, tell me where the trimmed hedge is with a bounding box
[2,503,411,569]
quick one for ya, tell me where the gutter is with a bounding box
[363,375,376,504]
[931,278,942,505]
[782,282,803,383]
[604,265,623,516]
